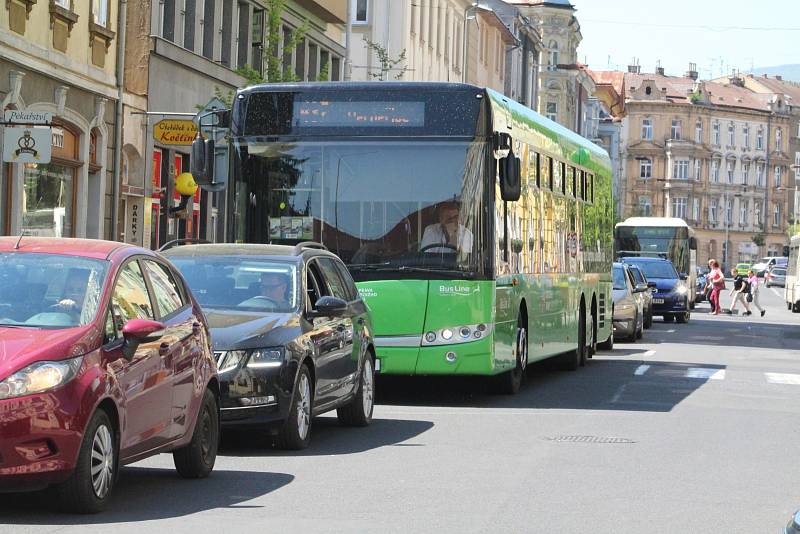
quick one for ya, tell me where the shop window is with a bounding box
[50,0,79,52]
[22,123,80,238]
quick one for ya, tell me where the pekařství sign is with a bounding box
[2,127,51,164]
[153,119,198,146]
[3,110,53,125]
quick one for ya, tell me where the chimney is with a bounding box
[776,75,782,81]
[686,62,698,80]
[655,60,664,76]
[627,57,640,74]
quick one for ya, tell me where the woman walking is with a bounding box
[706,259,725,315]
[748,269,766,317]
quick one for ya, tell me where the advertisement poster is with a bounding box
[270,216,314,240]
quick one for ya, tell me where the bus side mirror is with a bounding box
[499,152,521,202]
[190,136,215,186]
[493,132,511,159]
[689,237,698,250]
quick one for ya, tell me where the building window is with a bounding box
[757,126,764,149]
[694,159,702,181]
[639,158,652,179]
[236,2,250,69]
[712,122,720,145]
[776,127,783,150]
[162,0,175,41]
[546,102,558,122]
[251,8,264,74]
[641,117,653,140]
[728,122,735,146]
[352,0,368,24]
[638,196,652,216]
[740,200,749,225]
[695,120,702,143]
[711,159,720,183]
[742,162,750,185]
[795,152,800,179]
[673,159,689,180]
[54,0,70,7]
[92,0,109,27]
[672,197,687,219]
[671,119,681,140]
[547,40,558,71]
[692,197,700,221]
[743,124,749,148]
[202,0,215,60]
[775,165,782,187]
[756,163,765,186]
[726,198,733,224]
[709,199,717,223]
[726,160,734,184]
[774,203,781,227]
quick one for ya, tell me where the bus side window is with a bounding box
[533,152,541,188]
[589,174,594,203]
[579,170,586,200]
[569,166,576,197]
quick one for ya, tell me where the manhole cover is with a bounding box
[546,435,636,444]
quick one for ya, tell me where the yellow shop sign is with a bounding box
[153,119,198,146]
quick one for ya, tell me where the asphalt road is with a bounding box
[3,285,799,533]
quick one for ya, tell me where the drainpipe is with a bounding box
[111,0,127,241]
[344,0,352,80]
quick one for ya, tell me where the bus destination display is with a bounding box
[293,101,424,128]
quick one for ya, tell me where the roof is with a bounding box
[746,75,800,104]
[616,217,690,228]
[161,243,331,260]
[505,0,574,8]
[0,237,128,260]
[476,10,519,45]
[240,81,484,95]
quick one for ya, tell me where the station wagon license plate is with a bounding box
[653,298,665,304]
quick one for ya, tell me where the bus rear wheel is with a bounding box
[560,306,585,371]
[494,317,527,395]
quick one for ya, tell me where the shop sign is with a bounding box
[3,110,52,125]
[2,126,52,164]
[125,197,145,246]
[153,119,198,146]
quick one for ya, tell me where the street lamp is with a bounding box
[462,3,493,83]
[722,189,744,270]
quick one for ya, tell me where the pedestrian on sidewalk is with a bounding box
[747,269,766,317]
[728,267,752,315]
[706,259,724,315]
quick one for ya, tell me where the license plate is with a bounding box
[653,298,665,304]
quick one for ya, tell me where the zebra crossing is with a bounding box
[631,363,800,385]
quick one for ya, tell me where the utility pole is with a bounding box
[344,0,352,80]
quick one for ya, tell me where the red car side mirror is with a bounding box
[122,319,165,360]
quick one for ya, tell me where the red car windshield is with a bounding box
[0,253,108,328]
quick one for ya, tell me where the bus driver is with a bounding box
[420,201,473,254]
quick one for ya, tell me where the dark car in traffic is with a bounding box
[0,238,219,513]
[695,266,709,303]
[620,257,691,323]
[163,242,376,450]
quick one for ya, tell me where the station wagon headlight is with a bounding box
[216,351,247,374]
[247,348,285,369]
[0,356,83,400]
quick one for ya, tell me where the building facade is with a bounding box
[610,67,792,268]
[1,0,119,240]
[122,0,345,249]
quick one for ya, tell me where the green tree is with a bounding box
[363,36,409,80]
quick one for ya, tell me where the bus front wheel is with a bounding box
[494,317,527,395]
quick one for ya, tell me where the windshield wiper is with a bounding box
[359,265,476,278]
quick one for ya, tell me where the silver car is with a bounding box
[765,266,786,287]
[612,262,647,342]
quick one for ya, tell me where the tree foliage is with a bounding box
[363,36,409,80]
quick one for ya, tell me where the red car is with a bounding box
[0,237,219,513]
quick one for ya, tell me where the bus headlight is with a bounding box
[421,323,494,346]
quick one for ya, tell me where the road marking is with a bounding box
[634,364,651,375]
[643,350,656,357]
[685,367,725,380]
[765,372,800,385]
[666,329,676,333]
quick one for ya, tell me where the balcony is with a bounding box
[295,0,347,23]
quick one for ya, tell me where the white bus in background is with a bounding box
[786,235,800,313]
[614,217,698,309]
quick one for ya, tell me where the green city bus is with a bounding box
[221,82,614,393]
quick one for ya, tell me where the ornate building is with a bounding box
[602,65,792,268]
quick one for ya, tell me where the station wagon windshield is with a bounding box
[0,253,107,328]
[170,256,299,312]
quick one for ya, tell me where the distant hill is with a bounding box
[748,64,800,82]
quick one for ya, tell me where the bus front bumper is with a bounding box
[373,334,502,376]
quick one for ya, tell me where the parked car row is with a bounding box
[612,257,691,342]
[0,237,376,513]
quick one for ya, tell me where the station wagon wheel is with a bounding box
[276,363,314,450]
[338,354,375,427]
[174,389,219,479]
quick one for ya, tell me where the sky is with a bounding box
[573,0,800,79]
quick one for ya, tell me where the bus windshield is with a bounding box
[231,140,488,280]
[615,225,690,273]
